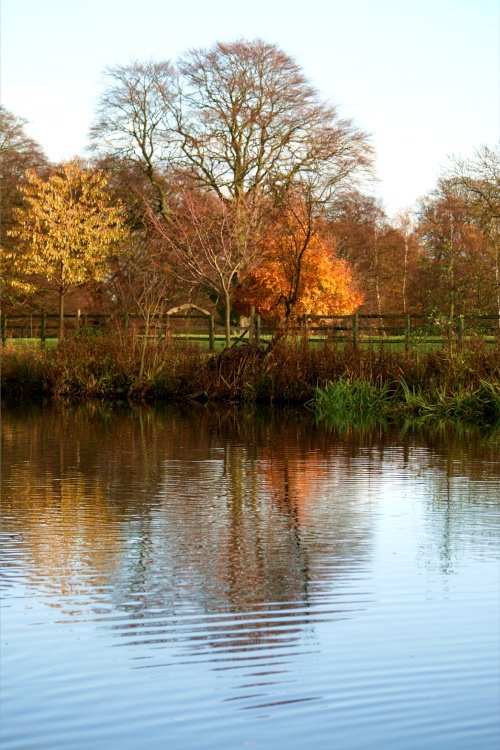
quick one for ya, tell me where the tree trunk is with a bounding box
[402,232,408,314]
[58,288,65,340]
[224,289,232,348]
[139,311,150,379]
[495,240,500,326]
[448,250,455,321]
[448,219,455,321]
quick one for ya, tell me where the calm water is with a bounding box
[1,402,499,750]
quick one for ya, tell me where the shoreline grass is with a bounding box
[2,331,499,425]
[312,377,500,426]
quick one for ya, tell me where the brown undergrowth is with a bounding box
[2,331,499,422]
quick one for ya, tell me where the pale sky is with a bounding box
[1,0,498,217]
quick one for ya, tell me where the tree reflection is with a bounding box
[2,402,498,650]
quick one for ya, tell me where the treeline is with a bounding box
[1,40,499,345]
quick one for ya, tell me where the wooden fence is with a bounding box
[301,313,500,348]
[1,310,499,350]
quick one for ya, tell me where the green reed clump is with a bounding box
[397,379,500,423]
[313,377,392,419]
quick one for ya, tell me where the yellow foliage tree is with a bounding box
[7,159,127,338]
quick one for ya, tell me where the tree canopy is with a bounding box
[91,40,372,215]
[7,159,128,336]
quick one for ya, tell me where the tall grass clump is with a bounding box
[1,329,209,401]
[0,341,51,398]
[398,378,500,423]
[313,377,391,424]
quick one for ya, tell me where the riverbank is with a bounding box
[2,333,499,424]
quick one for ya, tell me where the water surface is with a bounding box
[1,403,499,749]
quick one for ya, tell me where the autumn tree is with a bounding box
[90,154,187,316]
[0,106,49,307]
[444,146,500,318]
[7,159,128,338]
[328,192,421,314]
[415,184,495,318]
[236,195,362,324]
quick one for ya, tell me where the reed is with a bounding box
[1,341,49,397]
[397,379,500,422]
[313,378,392,419]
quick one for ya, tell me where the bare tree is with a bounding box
[148,189,263,347]
[91,41,372,211]
[0,106,47,175]
[446,146,500,221]
[176,40,372,204]
[90,61,179,222]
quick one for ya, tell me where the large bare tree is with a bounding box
[90,40,372,210]
[175,40,372,204]
[90,41,373,341]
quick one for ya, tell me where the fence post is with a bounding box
[404,313,411,352]
[352,314,358,349]
[1,314,6,345]
[76,308,81,333]
[249,306,255,344]
[208,314,215,351]
[255,312,261,347]
[40,311,46,345]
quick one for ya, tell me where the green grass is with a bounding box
[3,330,498,354]
[311,376,500,427]
[313,377,391,418]
[3,337,59,348]
[396,378,500,422]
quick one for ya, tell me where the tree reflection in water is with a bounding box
[2,401,498,654]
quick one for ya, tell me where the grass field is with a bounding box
[4,331,498,353]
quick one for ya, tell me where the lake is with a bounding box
[1,402,499,749]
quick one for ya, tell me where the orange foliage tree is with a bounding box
[236,203,363,324]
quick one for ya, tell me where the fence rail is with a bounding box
[1,310,499,350]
